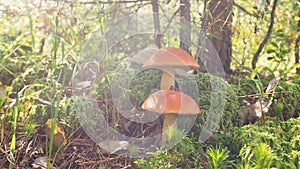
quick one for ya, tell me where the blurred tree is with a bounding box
[295,4,300,74]
[201,0,233,74]
[179,0,191,53]
[152,0,162,48]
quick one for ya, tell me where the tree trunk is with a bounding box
[201,0,233,74]
[152,0,162,48]
[180,0,191,53]
[295,7,300,74]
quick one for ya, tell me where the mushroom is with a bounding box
[142,47,200,142]
[143,47,199,90]
[142,90,201,142]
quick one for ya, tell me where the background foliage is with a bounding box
[0,0,299,168]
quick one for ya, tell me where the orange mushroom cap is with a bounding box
[142,47,200,70]
[142,90,201,115]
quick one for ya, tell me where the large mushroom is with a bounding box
[142,47,200,141]
[142,90,201,142]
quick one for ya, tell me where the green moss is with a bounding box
[177,73,241,136]
[95,69,241,133]
[274,80,300,120]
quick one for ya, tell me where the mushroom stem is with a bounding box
[160,70,175,90]
[141,90,201,144]
[162,114,177,143]
[160,69,176,143]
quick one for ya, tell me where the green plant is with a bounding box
[134,149,174,169]
[8,93,20,169]
[8,85,29,169]
[206,146,233,169]
[47,27,68,169]
[239,143,278,169]
[227,117,300,169]
[135,136,204,169]
[273,80,300,120]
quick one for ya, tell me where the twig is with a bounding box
[295,8,300,74]
[251,0,278,69]
[238,92,277,99]
[161,7,180,35]
[76,0,149,5]
[233,1,257,17]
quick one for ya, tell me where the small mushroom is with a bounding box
[142,90,201,142]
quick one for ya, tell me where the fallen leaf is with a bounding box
[44,119,67,150]
[97,140,129,154]
[32,156,56,169]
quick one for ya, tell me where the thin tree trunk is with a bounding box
[152,0,162,48]
[201,0,233,74]
[179,0,191,53]
[295,7,300,74]
[252,0,278,69]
